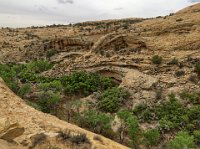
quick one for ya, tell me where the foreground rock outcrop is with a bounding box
[0,118,24,142]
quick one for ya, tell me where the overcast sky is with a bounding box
[0,0,199,27]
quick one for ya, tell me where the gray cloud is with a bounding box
[57,0,74,4]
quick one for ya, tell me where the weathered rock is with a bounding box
[46,37,87,52]
[140,90,156,102]
[0,118,25,142]
[111,116,122,133]
[121,70,158,90]
[91,33,146,56]
[0,118,10,134]
[0,126,25,142]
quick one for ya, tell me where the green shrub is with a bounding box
[169,58,179,65]
[151,55,162,65]
[127,114,141,148]
[27,101,42,111]
[58,130,71,140]
[178,62,184,68]
[132,93,198,133]
[100,77,116,90]
[133,95,190,132]
[26,60,53,73]
[188,74,199,84]
[187,106,200,129]
[133,104,156,122]
[117,109,141,145]
[98,87,129,113]
[18,83,31,98]
[132,93,200,134]
[18,70,38,83]
[4,77,19,94]
[194,62,200,76]
[16,61,53,83]
[193,130,200,144]
[159,118,175,132]
[133,103,147,113]
[155,88,163,100]
[75,110,113,137]
[140,108,155,123]
[38,91,60,113]
[12,64,26,74]
[58,131,90,145]
[29,133,47,149]
[156,96,188,131]
[175,70,185,77]
[185,124,196,133]
[0,64,19,93]
[0,62,55,94]
[36,76,56,83]
[180,90,200,104]
[169,131,197,149]
[46,49,57,58]
[61,71,116,96]
[38,80,63,92]
[143,129,160,147]
[70,133,90,144]
[61,71,101,95]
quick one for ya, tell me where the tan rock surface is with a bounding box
[121,70,158,90]
[0,121,25,141]
[0,139,25,149]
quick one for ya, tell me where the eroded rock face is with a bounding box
[91,33,146,56]
[120,70,158,106]
[121,70,158,90]
[45,37,90,52]
[0,118,24,142]
[0,118,9,134]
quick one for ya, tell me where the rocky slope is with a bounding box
[0,3,200,149]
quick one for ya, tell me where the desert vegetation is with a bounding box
[0,60,200,148]
[151,55,163,65]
